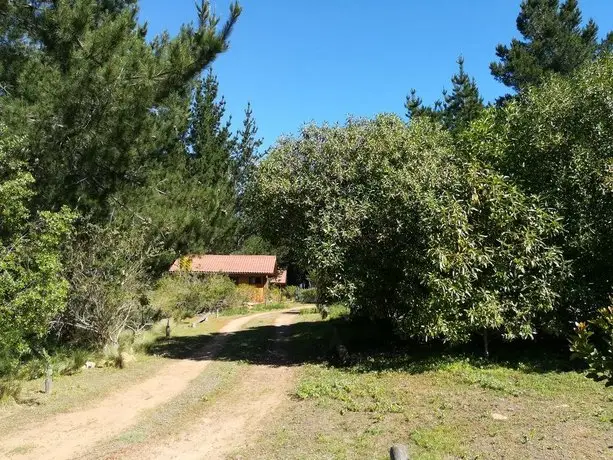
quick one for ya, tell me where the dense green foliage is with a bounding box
[0,0,255,373]
[571,305,613,385]
[490,0,612,92]
[406,57,484,132]
[1,0,612,388]
[0,128,75,370]
[152,273,244,320]
[476,56,613,322]
[249,116,564,346]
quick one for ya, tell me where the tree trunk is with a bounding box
[483,329,490,358]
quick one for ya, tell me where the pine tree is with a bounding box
[0,0,241,218]
[404,89,443,123]
[188,71,236,184]
[405,57,483,133]
[234,102,263,201]
[441,57,484,132]
[490,0,610,92]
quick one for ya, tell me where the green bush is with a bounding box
[284,286,298,300]
[297,288,318,304]
[152,273,244,320]
[251,115,563,347]
[570,305,613,385]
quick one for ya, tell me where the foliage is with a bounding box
[479,55,613,322]
[0,127,75,374]
[406,56,484,132]
[250,115,564,346]
[490,0,611,92]
[284,285,298,301]
[570,305,613,385]
[57,222,156,347]
[1,0,241,218]
[151,273,244,320]
[297,288,318,304]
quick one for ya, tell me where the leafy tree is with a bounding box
[490,0,610,92]
[406,57,483,133]
[250,115,564,349]
[0,127,75,371]
[480,55,613,324]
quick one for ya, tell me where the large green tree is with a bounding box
[0,0,241,219]
[490,0,611,92]
[0,127,74,370]
[477,55,613,323]
[0,0,244,348]
[250,115,564,348]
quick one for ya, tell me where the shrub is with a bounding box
[267,286,284,303]
[570,304,613,385]
[0,379,21,402]
[297,288,318,304]
[251,115,564,349]
[284,286,298,301]
[59,222,154,347]
[152,273,242,320]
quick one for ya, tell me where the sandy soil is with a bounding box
[114,308,303,460]
[0,311,278,460]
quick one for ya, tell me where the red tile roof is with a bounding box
[169,255,277,276]
[271,269,288,285]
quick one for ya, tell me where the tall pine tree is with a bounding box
[234,102,263,204]
[405,57,483,133]
[441,57,484,132]
[490,0,611,92]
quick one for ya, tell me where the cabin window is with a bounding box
[249,276,262,285]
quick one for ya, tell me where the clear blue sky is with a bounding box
[139,0,613,149]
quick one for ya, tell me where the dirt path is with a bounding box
[0,311,281,460]
[115,308,304,460]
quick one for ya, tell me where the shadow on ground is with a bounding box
[146,313,581,375]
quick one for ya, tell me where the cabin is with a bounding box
[169,254,284,303]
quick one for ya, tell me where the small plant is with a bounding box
[284,286,298,301]
[0,378,21,402]
[570,305,613,385]
[297,288,317,304]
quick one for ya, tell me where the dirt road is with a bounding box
[116,309,303,460]
[0,309,303,460]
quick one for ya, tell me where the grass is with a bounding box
[232,311,613,460]
[220,301,291,317]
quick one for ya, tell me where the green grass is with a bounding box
[232,312,613,460]
[220,301,290,317]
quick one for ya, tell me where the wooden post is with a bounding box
[390,444,409,460]
[166,318,171,338]
[44,364,53,394]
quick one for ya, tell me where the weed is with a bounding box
[0,379,21,402]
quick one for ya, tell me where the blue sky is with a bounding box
[139,1,613,149]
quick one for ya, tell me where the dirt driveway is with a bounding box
[0,308,308,460]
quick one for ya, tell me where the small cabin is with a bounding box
[169,254,285,303]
